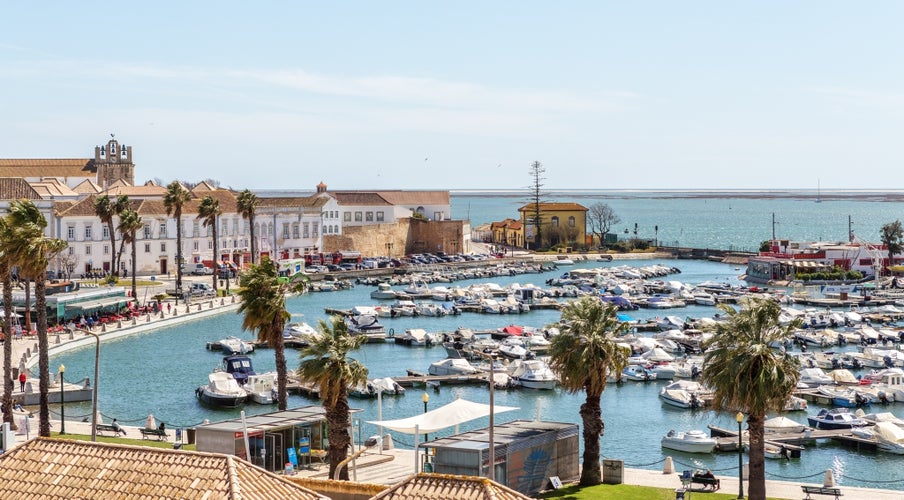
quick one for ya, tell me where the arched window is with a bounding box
[568,216,575,227]
[416,206,426,216]
[551,216,559,227]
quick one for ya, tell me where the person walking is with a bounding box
[19,371,27,392]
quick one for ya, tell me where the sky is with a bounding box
[3,2,904,191]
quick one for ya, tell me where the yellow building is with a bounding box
[490,218,523,249]
[517,202,588,250]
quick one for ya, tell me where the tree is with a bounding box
[548,297,630,485]
[880,220,903,274]
[237,189,260,265]
[0,216,15,430]
[298,316,368,480]
[237,257,309,410]
[7,200,67,437]
[587,202,621,248]
[94,195,130,275]
[197,196,222,292]
[526,161,546,249]
[701,298,801,500]
[117,208,143,301]
[163,181,192,296]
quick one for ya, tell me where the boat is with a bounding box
[428,358,481,376]
[554,256,574,265]
[693,292,717,306]
[798,367,834,387]
[396,328,440,346]
[196,371,248,408]
[244,372,277,404]
[346,315,387,342]
[283,322,319,348]
[873,421,904,454]
[391,300,417,317]
[855,410,904,428]
[660,429,717,453]
[816,385,873,408]
[498,341,533,360]
[509,359,557,390]
[370,283,398,300]
[222,355,256,385]
[807,408,867,430]
[764,416,808,434]
[658,380,709,409]
[622,365,656,382]
[370,377,405,396]
[208,336,254,355]
[415,302,447,317]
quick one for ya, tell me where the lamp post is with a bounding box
[84,331,100,442]
[422,392,429,441]
[473,351,496,481]
[59,364,66,435]
[736,411,744,499]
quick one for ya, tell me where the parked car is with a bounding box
[190,263,213,275]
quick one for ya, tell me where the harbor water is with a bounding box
[50,257,904,492]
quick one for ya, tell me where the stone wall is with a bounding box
[321,218,469,257]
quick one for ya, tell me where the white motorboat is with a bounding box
[693,292,717,306]
[658,380,709,409]
[370,377,405,396]
[416,302,447,317]
[428,358,481,376]
[764,416,808,434]
[391,300,417,317]
[283,322,319,347]
[208,336,254,355]
[370,283,398,300]
[244,372,277,404]
[798,367,834,387]
[554,256,574,265]
[855,410,904,428]
[873,421,904,454]
[346,315,387,342]
[498,342,532,360]
[196,371,248,408]
[622,365,656,382]
[403,281,430,296]
[396,328,440,346]
[660,429,717,454]
[509,359,557,390]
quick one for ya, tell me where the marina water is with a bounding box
[51,258,904,491]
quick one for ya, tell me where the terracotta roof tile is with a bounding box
[370,473,533,500]
[330,192,392,206]
[0,158,96,178]
[518,202,587,212]
[375,191,450,205]
[0,178,42,200]
[0,438,324,499]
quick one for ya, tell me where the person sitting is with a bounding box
[111,418,126,435]
[158,422,165,432]
[701,470,714,480]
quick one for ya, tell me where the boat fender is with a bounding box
[388,328,395,337]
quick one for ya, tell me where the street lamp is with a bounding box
[473,351,496,481]
[59,364,66,435]
[736,411,744,499]
[83,331,100,442]
[422,392,429,441]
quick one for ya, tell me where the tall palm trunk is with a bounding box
[274,334,288,411]
[24,280,31,333]
[36,276,50,436]
[175,216,183,294]
[2,263,14,429]
[130,231,138,301]
[212,223,219,292]
[747,414,766,500]
[579,393,604,485]
[250,224,257,265]
[326,394,352,480]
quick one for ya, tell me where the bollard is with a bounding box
[117,320,122,328]
[69,332,74,340]
[220,298,224,306]
[823,468,835,487]
[132,318,137,326]
[101,323,107,332]
[147,315,151,323]
[55,335,60,345]
[663,456,674,474]
[197,304,201,312]
[173,309,178,316]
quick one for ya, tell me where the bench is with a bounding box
[96,424,126,437]
[690,476,720,491]
[139,428,168,441]
[801,485,842,499]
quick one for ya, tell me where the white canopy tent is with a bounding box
[368,398,519,434]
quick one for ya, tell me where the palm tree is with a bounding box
[196,196,221,292]
[237,257,309,410]
[0,216,16,430]
[298,316,368,480]
[548,296,630,486]
[7,200,67,437]
[236,189,259,265]
[880,220,903,275]
[701,297,801,500]
[163,181,192,296]
[117,208,142,301]
[93,195,130,276]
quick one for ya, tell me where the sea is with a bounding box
[49,190,904,492]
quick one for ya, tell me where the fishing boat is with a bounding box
[370,282,398,300]
[660,429,717,454]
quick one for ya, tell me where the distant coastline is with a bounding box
[451,189,904,202]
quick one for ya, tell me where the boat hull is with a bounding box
[196,387,247,408]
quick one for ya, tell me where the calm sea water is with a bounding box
[48,191,904,492]
[452,189,904,252]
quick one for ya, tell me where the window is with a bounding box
[85,245,92,255]
[158,221,167,238]
[551,216,560,226]
[193,241,199,250]
[208,241,212,250]
[292,223,299,239]
[325,225,331,234]
[366,212,373,222]
[283,223,290,239]
[434,212,442,221]
[102,226,110,239]
[161,243,166,252]
[143,224,152,239]
[144,243,151,253]
[67,226,75,240]
[344,212,351,222]
[568,216,575,227]
[68,247,74,255]
[303,223,309,238]
[376,211,384,222]
[103,245,109,255]
[354,212,363,222]
[333,225,339,234]
[85,225,93,240]
[193,221,200,237]
[223,220,229,235]
[313,222,319,237]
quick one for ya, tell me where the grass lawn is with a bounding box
[51,432,196,451]
[540,483,786,500]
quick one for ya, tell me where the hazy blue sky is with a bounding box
[3,2,903,190]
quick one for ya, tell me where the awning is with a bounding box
[65,297,129,312]
[367,398,519,434]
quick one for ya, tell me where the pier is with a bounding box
[708,424,873,455]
